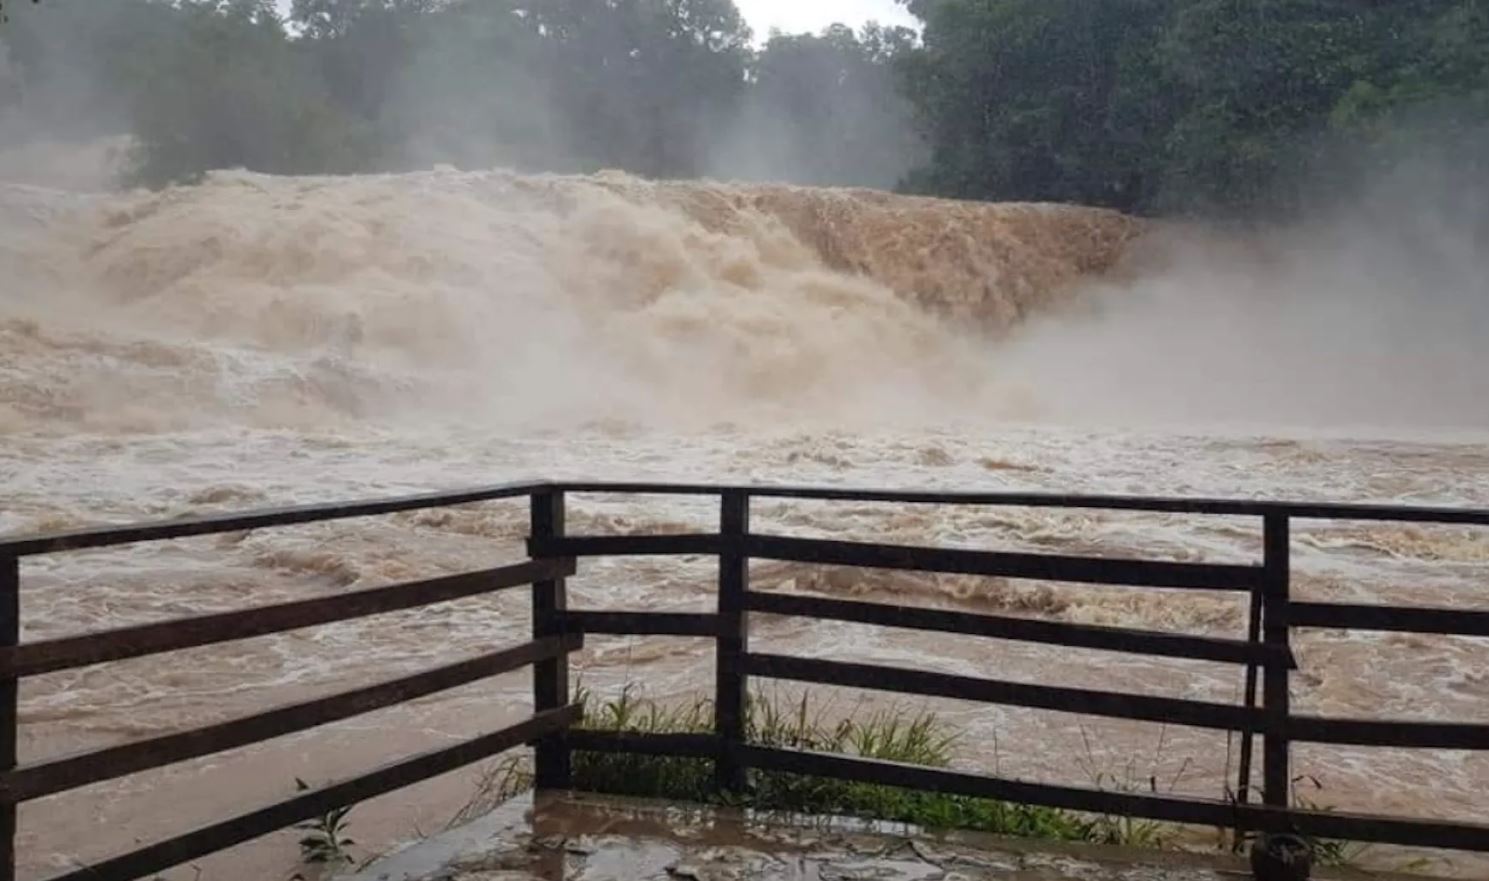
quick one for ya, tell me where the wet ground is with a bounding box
[339,791,1412,881]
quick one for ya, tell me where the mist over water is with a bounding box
[993,167,1489,435]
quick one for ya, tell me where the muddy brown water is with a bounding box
[7,428,1489,880]
[4,169,1488,879]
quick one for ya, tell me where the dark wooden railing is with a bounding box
[0,481,575,881]
[2,481,1489,879]
[532,483,1489,855]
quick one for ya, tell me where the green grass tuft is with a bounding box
[570,686,1162,847]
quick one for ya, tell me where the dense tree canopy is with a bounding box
[707,22,922,189]
[902,0,1488,214]
[0,0,1485,215]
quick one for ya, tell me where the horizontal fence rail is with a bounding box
[1290,601,1489,636]
[745,590,1294,667]
[745,534,1262,590]
[561,610,721,637]
[535,483,1489,858]
[2,480,1488,880]
[0,484,581,881]
[0,635,582,805]
[10,481,1489,559]
[0,558,575,678]
[45,705,581,881]
[528,533,1261,588]
[737,745,1489,852]
[745,653,1267,733]
[1,480,552,558]
[528,533,724,558]
[556,481,1489,524]
[1287,715,1489,749]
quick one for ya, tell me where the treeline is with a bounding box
[1,0,1486,215]
[0,0,922,191]
[901,0,1489,214]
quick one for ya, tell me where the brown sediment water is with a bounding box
[0,169,1137,434]
[1,169,1487,880]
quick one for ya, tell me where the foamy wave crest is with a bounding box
[0,169,1137,434]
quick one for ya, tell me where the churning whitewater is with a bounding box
[2,169,1487,880]
[0,168,1137,434]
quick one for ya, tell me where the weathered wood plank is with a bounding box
[8,481,1486,560]
[528,534,725,558]
[531,491,571,790]
[745,591,1291,666]
[562,611,720,637]
[556,483,1489,525]
[744,535,1260,590]
[0,557,16,881]
[715,490,749,793]
[41,705,581,881]
[1262,515,1291,809]
[0,559,575,678]
[745,653,1263,733]
[1288,716,1489,749]
[738,745,1489,851]
[1291,602,1489,637]
[0,635,580,805]
[742,743,1238,826]
[1234,586,1264,840]
[2,480,550,557]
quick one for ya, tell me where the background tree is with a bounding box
[896,0,1489,215]
[709,22,923,189]
[1,0,1485,213]
[0,0,157,146]
[531,0,752,177]
[900,0,1174,210]
[121,0,371,186]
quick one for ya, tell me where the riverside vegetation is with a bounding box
[327,687,1374,872]
[3,0,1486,215]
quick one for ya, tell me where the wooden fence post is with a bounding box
[530,490,570,790]
[1,555,18,881]
[715,490,749,793]
[1262,514,1292,809]
[1233,584,1263,847]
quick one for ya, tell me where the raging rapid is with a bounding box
[2,168,1487,880]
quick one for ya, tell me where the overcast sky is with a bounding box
[271,1,918,40]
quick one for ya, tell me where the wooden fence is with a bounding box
[2,480,1489,879]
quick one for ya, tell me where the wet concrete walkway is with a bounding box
[341,792,1286,881]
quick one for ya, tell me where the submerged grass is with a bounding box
[442,688,1391,870]
[569,686,1163,847]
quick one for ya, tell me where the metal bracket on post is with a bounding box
[1262,514,1292,810]
[530,490,570,791]
[715,490,749,794]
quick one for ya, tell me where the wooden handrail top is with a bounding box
[530,533,1261,590]
[557,481,1489,525]
[5,480,1487,558]
[0,480,552,557]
